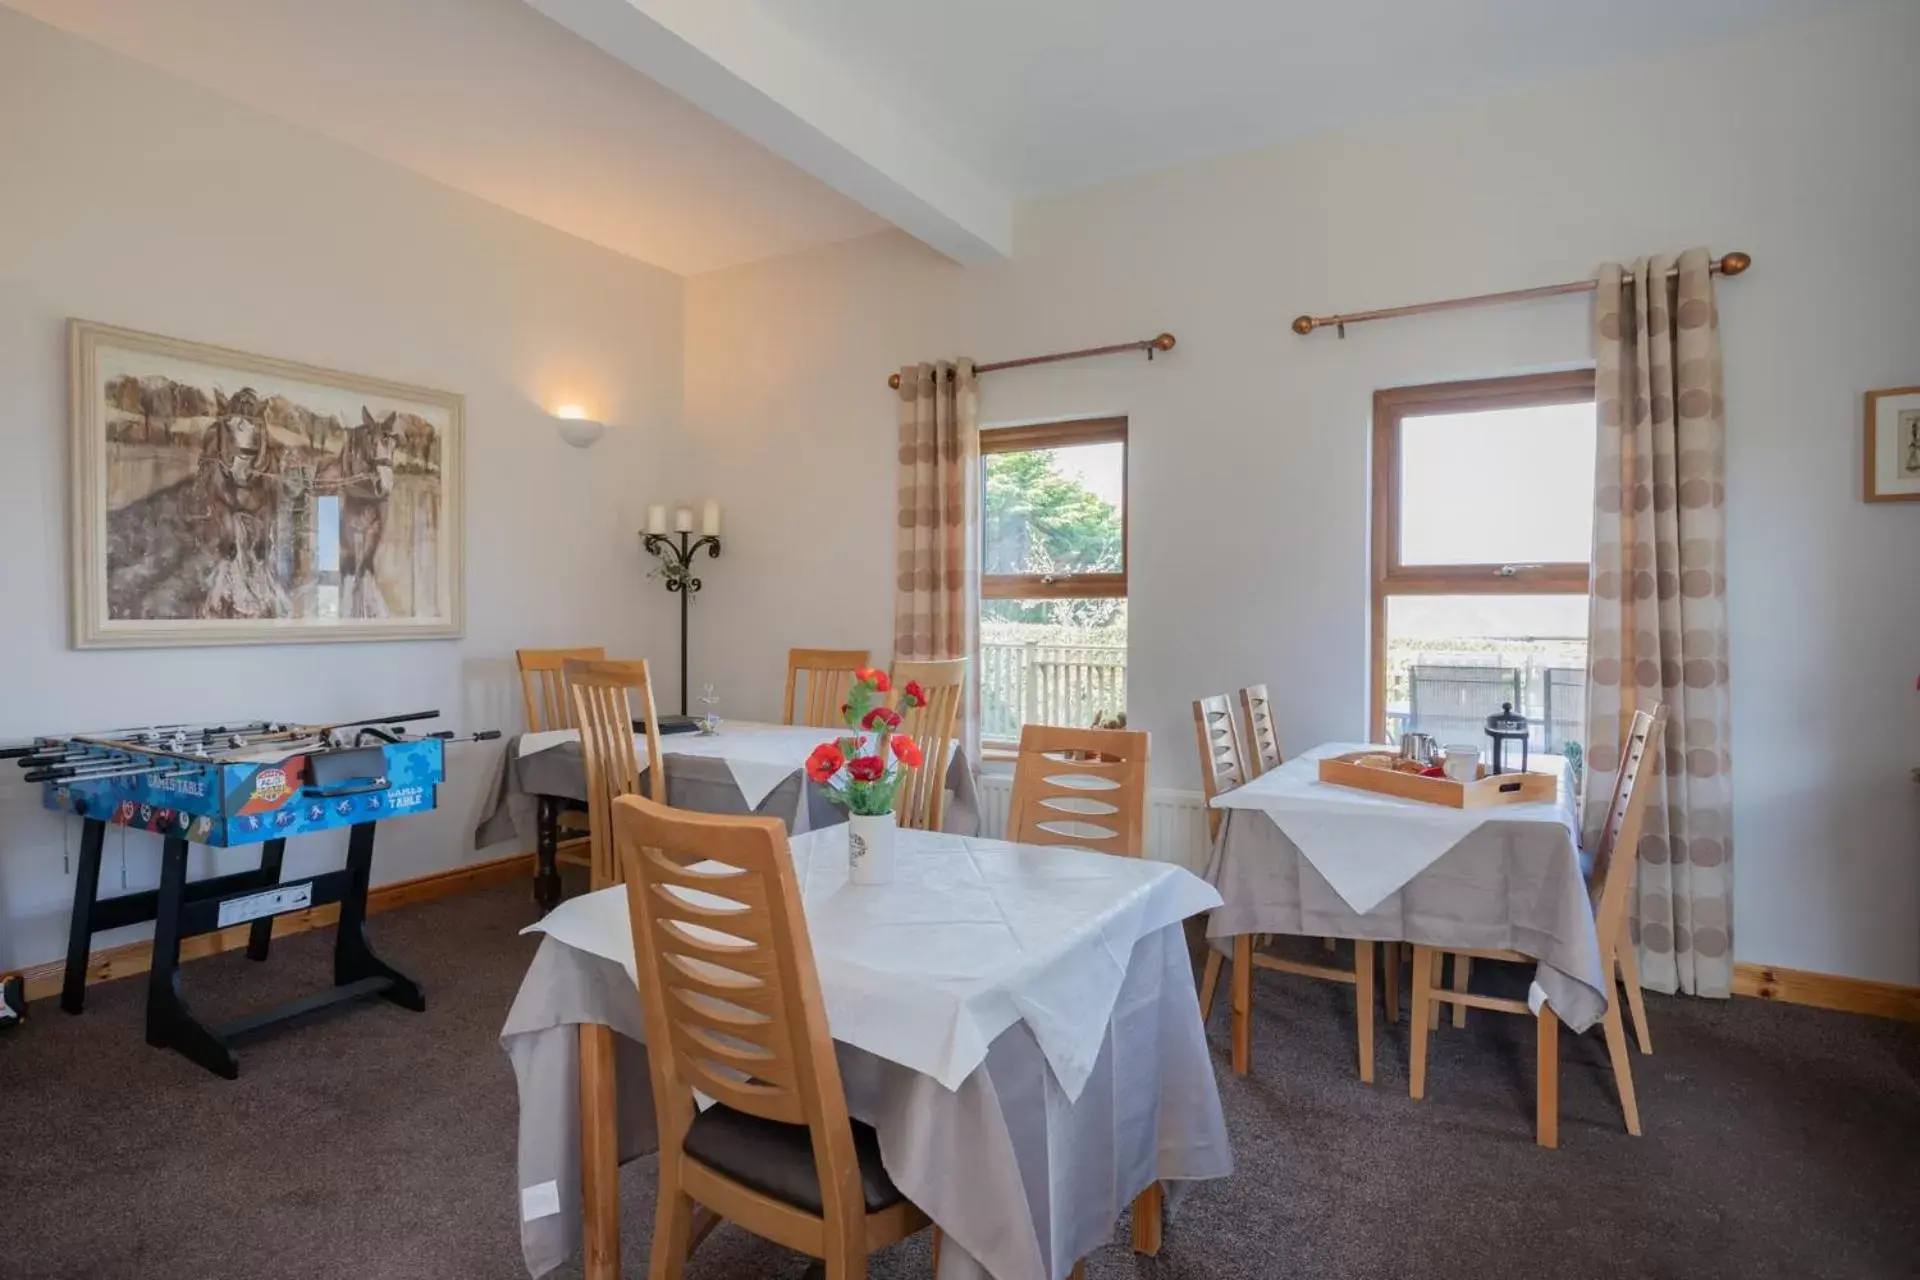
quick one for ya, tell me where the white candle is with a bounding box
[673,506,694,533]
[701,499,722,537]
[646,504,667,535]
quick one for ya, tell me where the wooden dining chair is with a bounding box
[1004,724,1149,857]
[888,658,967,832]
[612,794,930,1280]
[1408,705,1668,1148]
[1194,695,1388,1082]
[516,647,606,872]
[517,646,606,732]
[1237,684,1284,778]
[783,648,871,728]
[564,658,667,889]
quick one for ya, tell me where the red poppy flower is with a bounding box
[854,666,892,694]
[903,680,926,709]
[805,743,844,784]
[891,734,924,769]
[862,706,902,731]
[847,755,887,783]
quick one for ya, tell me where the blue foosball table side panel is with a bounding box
[43,739,445,847]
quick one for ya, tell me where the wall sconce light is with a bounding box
[553,404,606,450]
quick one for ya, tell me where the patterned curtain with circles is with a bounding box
[1582,248,1733,998]
[893,360,980,745]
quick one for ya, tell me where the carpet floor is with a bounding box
[3,873,1915,1280]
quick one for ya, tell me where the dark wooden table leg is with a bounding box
[534,795,563,913]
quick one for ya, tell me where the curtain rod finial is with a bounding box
[888,372,902,390]
[1152,332,1177,352]
[1719,251,1752,277]
[1291,315,1316,336]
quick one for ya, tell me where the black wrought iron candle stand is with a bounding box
[642,530,721,714]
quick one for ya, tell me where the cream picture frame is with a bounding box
[69,319,465,647]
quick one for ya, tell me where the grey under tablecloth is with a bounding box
[502,922,1230,1280]
[474,734,981,847]
[1205,808,1609,1032]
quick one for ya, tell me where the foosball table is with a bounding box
[6,710,497,1078]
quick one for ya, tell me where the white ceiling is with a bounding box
[8,0,1845,272]
[758,0,1843,197]
[2,0,888,275]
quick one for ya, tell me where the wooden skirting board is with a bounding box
[16,850,533,1004]
[1731,961,1920,1023]
[11,855,1915,1025]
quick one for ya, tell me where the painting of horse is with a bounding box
[71,320,463,647]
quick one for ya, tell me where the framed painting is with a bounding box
[1864,385,1920,503]
[69,320,464,647]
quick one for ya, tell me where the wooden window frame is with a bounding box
[1370,370,1596,742]
[980,417,1128,601]
[978,417,1128,750]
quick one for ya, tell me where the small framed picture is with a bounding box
[1865,385,1920,503]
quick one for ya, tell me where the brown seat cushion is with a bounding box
[681,1103,904,1216]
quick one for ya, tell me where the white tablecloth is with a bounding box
[1211,742,1577,915]
[517,720,830,810]
[523,826,1222,1100]
[502,826,1231,1280]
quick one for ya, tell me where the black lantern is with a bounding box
[1484,702,1530,775]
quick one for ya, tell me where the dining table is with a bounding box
[475,721,982,908]
[1204,742,1609,1047]
[500,825,1230,1280]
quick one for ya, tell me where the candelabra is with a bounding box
[641,526,722,715]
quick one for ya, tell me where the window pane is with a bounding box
[983,441,1124,576]
[1399,402,1596,565]
[1384,595,1587,757]
[980,598,1126,742]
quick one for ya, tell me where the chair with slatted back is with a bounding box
[613,795,930,1279]
[1193,694,1386,1082]
[1237,684,1283,779]
[888,658,968,832]
[1408,705,1668,1148]
[1004,724,1148,858]
[784,648,872,728]
[516,647,605,874]
[564,658,667,889]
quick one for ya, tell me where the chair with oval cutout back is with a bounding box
[1194,694,1385,1083]
[1005,724,1149,857]
[1408,705,1669,1148]
[612,794,932,1278]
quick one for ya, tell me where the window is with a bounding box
[979,418,1127,744]
[1372,372,1595,757]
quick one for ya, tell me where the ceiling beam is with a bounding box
[526,0,1012,266]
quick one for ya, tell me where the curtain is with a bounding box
[1582,248,1733,998]
[893,360,980,742]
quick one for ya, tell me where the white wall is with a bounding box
[0,9,686,971]
[685,3,1920,986]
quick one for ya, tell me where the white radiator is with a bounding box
[974,775,1212,873]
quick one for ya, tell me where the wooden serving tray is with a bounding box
[1317,752,1557,809]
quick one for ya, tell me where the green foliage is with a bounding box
[984,449,1122,627]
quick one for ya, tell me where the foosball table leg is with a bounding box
[60,818,108,1015]
[146,836,240,1079]
[245,837,288,962]
[333,822,426,1012]
[533,796,563,914]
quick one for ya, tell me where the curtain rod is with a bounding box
[887,333,1176,389]
[1291,251,1752,338]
